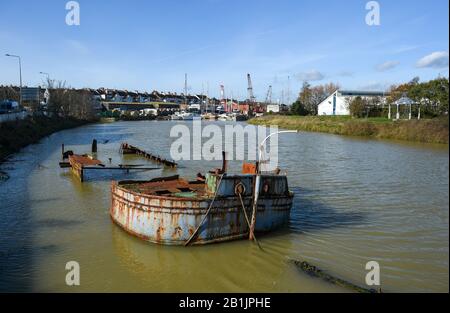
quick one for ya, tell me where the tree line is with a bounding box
[289,77,449,118]
[387,77,449,117]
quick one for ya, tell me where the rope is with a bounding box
[237,189,263,251]
[184,173,225,246]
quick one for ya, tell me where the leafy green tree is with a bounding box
[388,76,449,117]
[348,96,368,118]
[290,100,309,115]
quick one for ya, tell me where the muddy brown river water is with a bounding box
[0,120,448,292]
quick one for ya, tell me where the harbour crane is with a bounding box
[265,85,272,104]
[247,73,256,103]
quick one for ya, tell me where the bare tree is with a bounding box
[45,79,96,120]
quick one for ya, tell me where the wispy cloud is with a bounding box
[416,51,449,69]
[376,61,400,72]
[296,70,325,81]
[391,45,420,54]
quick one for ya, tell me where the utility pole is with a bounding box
[39,71,50,80]
[287,75,291,106]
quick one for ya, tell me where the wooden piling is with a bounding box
[92,139,97,153]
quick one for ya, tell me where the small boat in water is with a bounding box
[171,111,201,120]
[170,112,183,120]
[110,162,294,245]
[110,131,297,246]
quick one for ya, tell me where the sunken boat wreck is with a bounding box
[110,156,294,245]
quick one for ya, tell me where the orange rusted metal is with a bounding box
[68,154,103,182]
[69,154,103,166]
[242,162,257,174]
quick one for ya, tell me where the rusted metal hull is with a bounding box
[110,175,293,245]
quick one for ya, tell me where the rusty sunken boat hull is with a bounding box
[110,173,293,245]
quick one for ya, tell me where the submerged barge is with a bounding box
[110,169,293,245]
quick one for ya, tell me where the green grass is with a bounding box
[248,115,449,144]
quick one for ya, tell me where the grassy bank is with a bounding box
[249,115,449,144]
[0,116,90,163]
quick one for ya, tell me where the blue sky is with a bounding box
[0,0,448,101]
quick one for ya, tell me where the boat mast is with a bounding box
[184,73,188,109]
[206,81,209,113]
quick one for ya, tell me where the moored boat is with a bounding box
[110,166,293,245]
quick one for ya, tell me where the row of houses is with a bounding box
[90,88,219,105]
[0,85,290,116]
[69,88,290,115]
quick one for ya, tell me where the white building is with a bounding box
[266,104,280,113]
[318,90,387,116]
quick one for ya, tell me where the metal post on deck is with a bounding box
[249,130,298,241]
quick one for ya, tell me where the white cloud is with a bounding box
[296,70,324,81]
[416,51,449,69]
[376,61,400,72]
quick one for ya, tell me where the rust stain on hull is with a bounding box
[110,173,293,245]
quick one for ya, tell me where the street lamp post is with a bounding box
[39,71,50,81]
[5,54,22,108]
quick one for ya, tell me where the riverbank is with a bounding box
[0,116,91,164]
[249,115,449,144]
